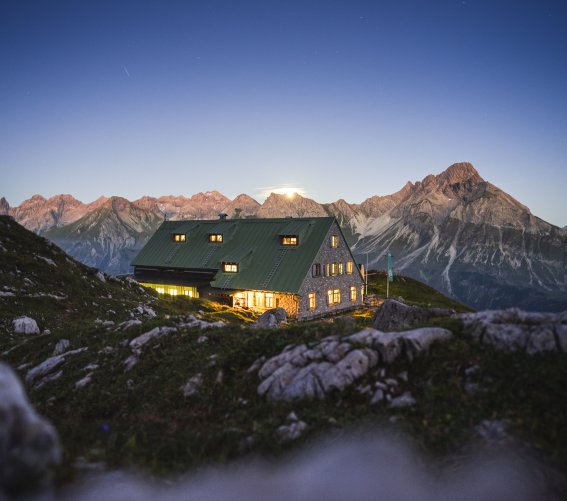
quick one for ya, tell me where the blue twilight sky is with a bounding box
[1,0,566,226]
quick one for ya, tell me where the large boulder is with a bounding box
[252,308,287,328]
[12,316,40,335]
[0,363,61,496]
[373,299,455,331]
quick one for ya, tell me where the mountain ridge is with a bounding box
[3,162,567,310]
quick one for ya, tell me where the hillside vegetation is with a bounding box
[0,216,565,496]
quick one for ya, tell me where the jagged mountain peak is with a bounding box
[256,192,327,218]
[438,162,483,184]
[0,197,9,215]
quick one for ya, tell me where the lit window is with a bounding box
[331,262,338,276]
[308,292,316,310]
[172,233,186,242]
[325,263,330,277]
[331,235,338,248]
[265,293,274,308]
[350,286,356,302]
[347,261,353,274]
[327,288,341,305]
[338,263,344,275]
[222,262,238,273]
[312,263,321,277]
[281,235,298,245]
[184,289,194,297]
[156,287,165,295]
[209,234,223,243]
[168,288,178,296]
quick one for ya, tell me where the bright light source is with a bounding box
[263,186,305,198]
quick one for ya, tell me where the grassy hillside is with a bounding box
[366,270,474,312]
[0,215,565,495]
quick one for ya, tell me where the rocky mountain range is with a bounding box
[2,162,567,311]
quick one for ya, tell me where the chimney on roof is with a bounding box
[218,212,228,220]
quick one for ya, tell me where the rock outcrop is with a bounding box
[12,316,40,335]
[256,326,452,401]
[0,363,60,496]
[373,299,455,331]
[460,309,567,355]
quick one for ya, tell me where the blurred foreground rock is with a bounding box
[61,432,552,501]
[0,362,60,497]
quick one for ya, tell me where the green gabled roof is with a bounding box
[131,217,336,293]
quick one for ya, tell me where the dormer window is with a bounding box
[209,234,223,243]
[172,233,186,243]
[222,262,238,273]
[281,235,298,246]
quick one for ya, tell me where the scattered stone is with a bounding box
[197,336,208,343]
[181,374,203,397]
[95,271,106,282]
[215,369,224,384]
[370,388,385,405]
[83,363,99,372]
[385,378,398,388]
[119,319,142,330]
[136,305,156,318]
[247,356,266,374]
[373,299,455,331]
[42,329,51,335]
[12,316,40,335]
[0,363,61,495]
[355,384,372,395]
[53,339,70,356]
[398,371,408,382]
[37,255,56,266]
[277,419,307,442]
[75,373,93,389]
[251,308,287,329]
[374,381,388,391]
[389,392,416,409]
[286,411,298,422]
[129,326,177,355]
[475,419,511,446]
[178,314,225,330]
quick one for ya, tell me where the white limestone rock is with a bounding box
[0,363,61,494]
[53,339,70,356]
[12,316,40,335]
[277,419,307,442]
[389,392,416,409]
[25,348,88,387]
[181,373,203,397]
[129,326,177,355]
[75,373,93,389]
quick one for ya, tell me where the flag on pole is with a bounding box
[387,252,393,283]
